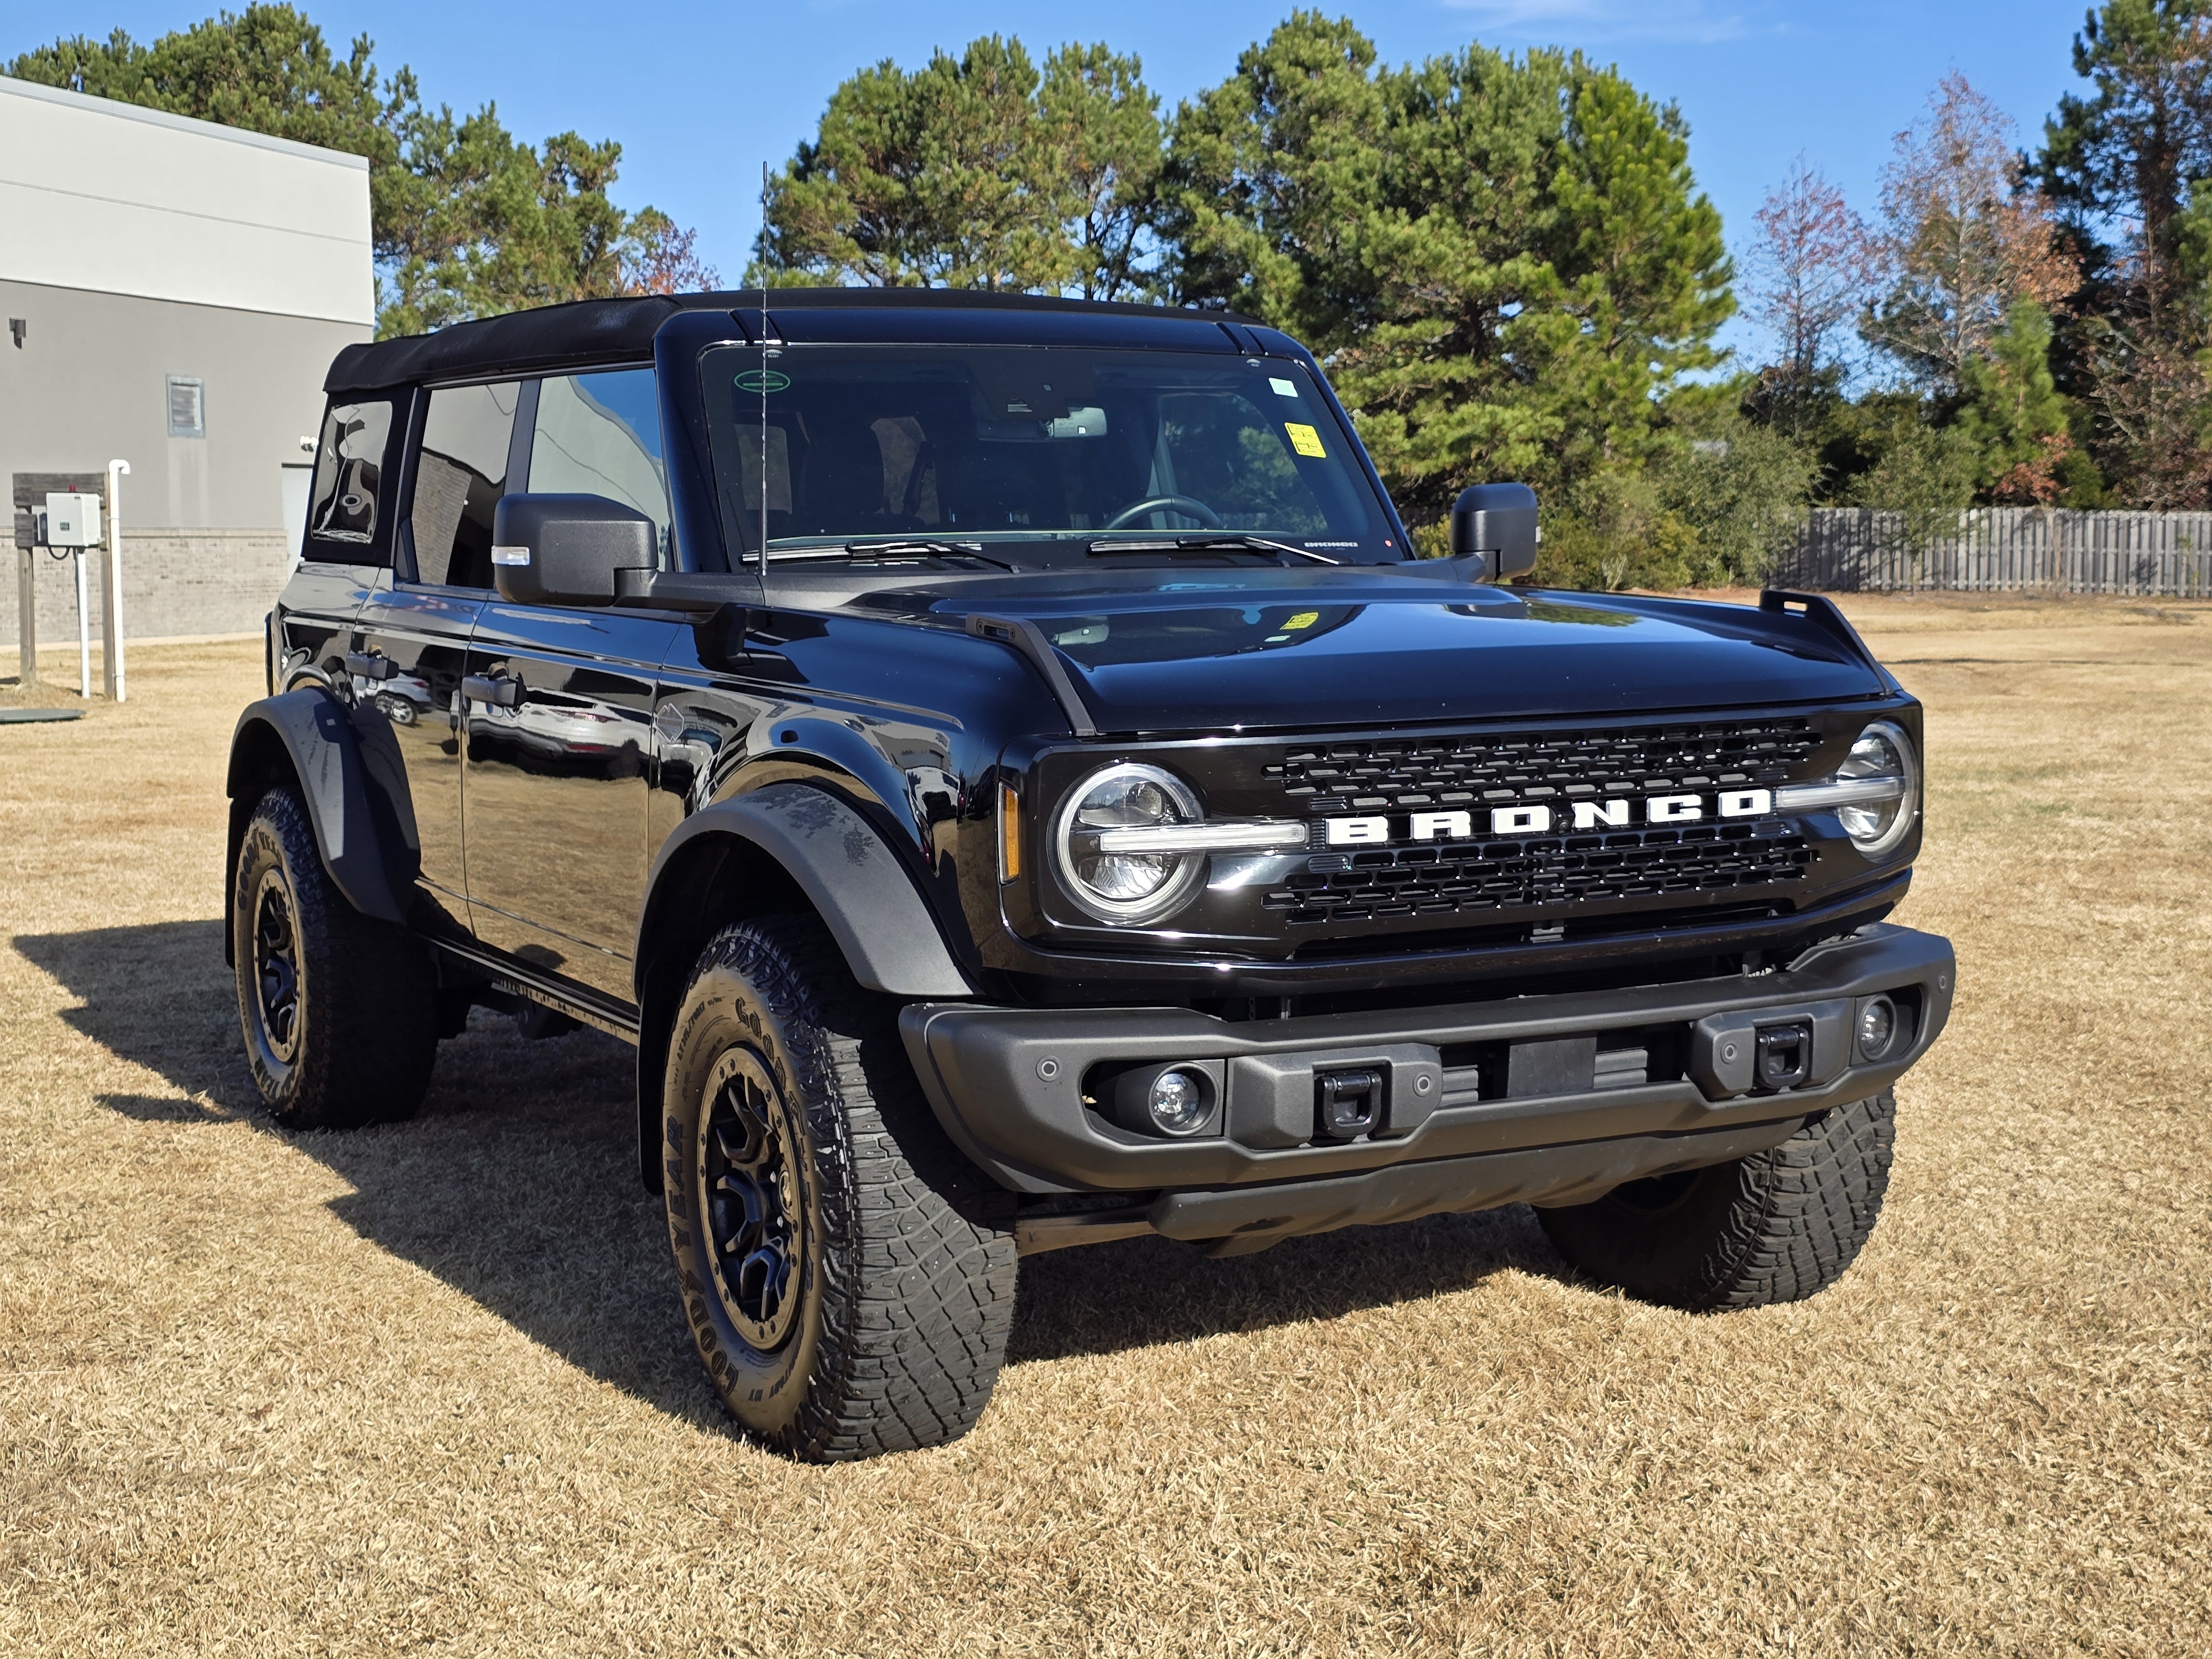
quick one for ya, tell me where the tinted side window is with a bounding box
[530,369,670,558]
[409,382,520,588]
[304,398,395,559]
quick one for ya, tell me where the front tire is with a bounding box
[1537,1092,1897,1310]
[663,915,1016,1461]
[231,786,438,1129]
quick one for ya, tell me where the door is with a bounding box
[461,609,677,997]
[458,368,679,1000]
[351,378,523,937]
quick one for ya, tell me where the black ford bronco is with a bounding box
[228,290,1953,1461]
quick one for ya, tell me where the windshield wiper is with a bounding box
[848,538,1020,569]
[1087,534,1338,566]
[771,539,1019,571]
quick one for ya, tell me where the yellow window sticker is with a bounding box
[1284,611,1319,630]
[1284,422,1327,458]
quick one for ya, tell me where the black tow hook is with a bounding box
[1315,1067,1385,1140]
[1754,1021,1813,1092]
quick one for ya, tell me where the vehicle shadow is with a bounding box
[15,921,1564,1418]
[1006,1208,1550,1368]
[16,920,719,1427]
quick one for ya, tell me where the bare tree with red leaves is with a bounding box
[1745,156,1876,430]
[621,211,722,296]
[1861,72,2078,394]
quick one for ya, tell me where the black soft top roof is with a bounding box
[325,289,1267,396]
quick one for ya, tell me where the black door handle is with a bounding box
[461,673,521,708]
[344,651,397,681]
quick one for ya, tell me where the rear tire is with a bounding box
[662,915,1017,1462]
[231,786,438,1129]
[1537,1092,1896,1310]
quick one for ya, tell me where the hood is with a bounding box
[922,568,1890,734]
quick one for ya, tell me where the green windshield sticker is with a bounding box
[733,368,791,394]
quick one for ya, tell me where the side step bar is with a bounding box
[432,938,641,1043]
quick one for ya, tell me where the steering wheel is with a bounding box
[1102,494,1224,531]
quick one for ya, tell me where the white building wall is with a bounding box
[0,75,373,325]
[1,76,374,644]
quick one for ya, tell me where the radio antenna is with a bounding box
[755,160,770,573]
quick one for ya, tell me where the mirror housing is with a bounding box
[491,493,656,606]
[1449,482,1539,581]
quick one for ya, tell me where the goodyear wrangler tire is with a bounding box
[231,786,438,1130]
[1537,1091,1896,1311]
[662,914,1017,1462]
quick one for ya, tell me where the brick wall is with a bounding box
[4,528,293,651]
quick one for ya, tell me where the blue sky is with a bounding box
[15,0,2099,361]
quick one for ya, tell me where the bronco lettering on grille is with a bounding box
[1325,789,1773,847]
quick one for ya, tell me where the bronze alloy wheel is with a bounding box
[249,866,304,1072]
[229,785,439,1130]
[661,915,1016,1460]
[695,1047,809,1353]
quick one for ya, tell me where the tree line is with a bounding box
[1746,0,2212,563]
[11,4,2209,588]
[753,6,2212,582]
[755,16,1755,575]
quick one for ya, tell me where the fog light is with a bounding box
[1858,995,1897,1060]
[1110,1063,1219,1138]
[1147,1068,1211,1136]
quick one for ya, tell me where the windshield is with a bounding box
[699,343,1397,567]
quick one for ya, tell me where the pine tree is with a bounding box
[1161,15,1731,520]
[1955,302,2077,502]
[756,38,1161,295]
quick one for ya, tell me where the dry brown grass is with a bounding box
[3,596,2209,1656]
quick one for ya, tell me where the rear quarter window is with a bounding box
[304,398,398,562]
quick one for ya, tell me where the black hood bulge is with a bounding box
[932,573,1888,734]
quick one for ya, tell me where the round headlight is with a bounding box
[1837,720,1918,858]
[1050,762,1206,925]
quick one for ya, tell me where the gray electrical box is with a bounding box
[42,491,102,548]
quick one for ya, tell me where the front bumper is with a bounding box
[900,924,1954,1240]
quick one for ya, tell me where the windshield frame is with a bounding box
[696,340,1407,573]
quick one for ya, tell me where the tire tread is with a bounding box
[1538,1091,1896,1312]
[233,787,437,1130]
[676,916,1015,1460]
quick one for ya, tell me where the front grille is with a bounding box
[1267,718,1817,814]
[1262,824,1813,925]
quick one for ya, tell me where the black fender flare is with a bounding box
[225,690,420,944]
[637,782,974,1000]
[629,783,974,1193]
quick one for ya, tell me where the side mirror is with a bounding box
[1449,482,1539,581]
[491,493,656,606]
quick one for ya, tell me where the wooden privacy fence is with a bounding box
[1773,508,2212,596]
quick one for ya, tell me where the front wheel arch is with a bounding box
[630,787,975,1194]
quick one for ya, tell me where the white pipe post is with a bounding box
[72,547,90,697]
[104,460,129,701]
[15,544,34,689]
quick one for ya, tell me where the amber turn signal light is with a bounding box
[998,782,1021,884]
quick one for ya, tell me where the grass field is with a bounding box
[3,596,2208,1656]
